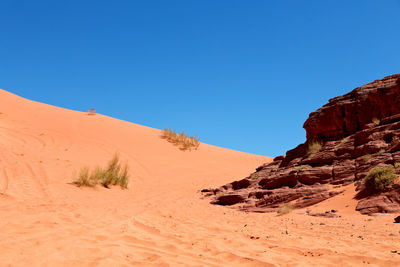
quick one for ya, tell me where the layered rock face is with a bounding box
[203,74,400,215]
[304,74,400,141]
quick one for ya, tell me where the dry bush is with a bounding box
[372,117,380,125]
[307,140,323,155]
[161,128,200,151]
[73,154,129,189]
[363,154,371,162]
[363,165,397,191]
[295,165,309,171]
[277,204,294,215]
[340,136,350,144]
[250,173,259,179]
[73,166,96,187]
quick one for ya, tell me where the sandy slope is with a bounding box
[0,89,399,267]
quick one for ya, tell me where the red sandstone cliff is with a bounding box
[204,74,400,215]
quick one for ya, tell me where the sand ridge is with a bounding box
[0,88,399,266]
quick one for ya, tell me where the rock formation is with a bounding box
[203,74,400,215]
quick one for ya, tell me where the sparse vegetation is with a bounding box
[372,117,380,125]
[340,136,350,144]
[277,204,294,215]
[74,166,95,187]
[73,154,129,189]
[307,140,323,155]
[295,165,309,171]
[363,154,372,162]
[394,162,400,169]
[363,165,397,191]
[250,173,259,179]
[161,128,200,151]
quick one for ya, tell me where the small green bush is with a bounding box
[73,154,129,189]
[363,165,397,191]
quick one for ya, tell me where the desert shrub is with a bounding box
[161,128,200,151]
[307,140,322,155]
[394,162,400,169]
[100,155,129,189]
[372,117,380,125]
[73,166,96,187]
[277,204,294,215]
[295,165,309,171]
[363,165,397,191]
[250,173,259,179]
[340,136,350,144]
[363,154,372,162]
[73,154,129,189]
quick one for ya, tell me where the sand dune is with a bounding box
[0,89,399,266]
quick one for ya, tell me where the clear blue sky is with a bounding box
[1,0,400,156]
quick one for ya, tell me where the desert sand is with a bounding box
[0,88,399,266]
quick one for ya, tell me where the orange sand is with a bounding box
[0,89,399,266]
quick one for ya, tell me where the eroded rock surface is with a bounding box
[204,74,400,215]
